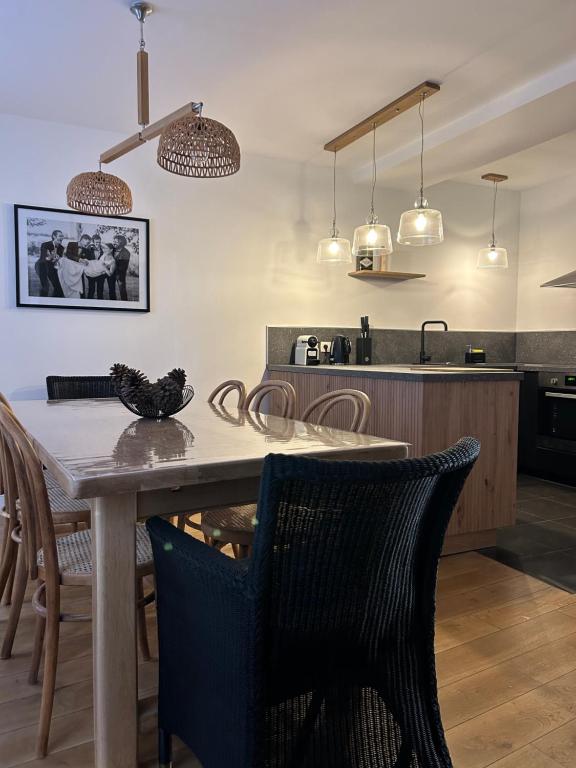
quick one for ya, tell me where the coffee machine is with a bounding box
[295,335,320,366]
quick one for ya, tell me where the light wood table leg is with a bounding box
[92,493,138,768]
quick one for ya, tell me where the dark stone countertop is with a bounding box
[267,364,524,383]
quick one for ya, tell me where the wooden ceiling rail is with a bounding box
[324,81,440,153]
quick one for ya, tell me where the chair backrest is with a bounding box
[207,380,246,408]
[0,403,56,587]
[244,380,296,419]
[302,389,371,433]
[247,438,479,765]
[46,375,117,400]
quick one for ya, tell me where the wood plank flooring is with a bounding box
[2,550,576,767]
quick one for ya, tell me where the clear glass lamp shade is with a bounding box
[317,236,352,263]
[352,223,393,257]
[477,246,508,269]
[397,204,444,246]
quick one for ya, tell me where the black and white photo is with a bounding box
[14,204,149,312]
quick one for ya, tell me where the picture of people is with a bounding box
[15,205,149,312]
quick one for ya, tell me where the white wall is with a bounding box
[0,113,520,399]
[516,172,576,330]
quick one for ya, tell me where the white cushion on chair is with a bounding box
[37,524,153,577]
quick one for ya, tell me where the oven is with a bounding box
[537,372,576,455]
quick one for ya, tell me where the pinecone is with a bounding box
[110,362,130,385]
[120,369,149,402]
[133,383,156,413]
[151,376,183,414]
[166,368,186,390]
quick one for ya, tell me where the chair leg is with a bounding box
[232,544,251,559]
[0,529,17,606]
[3,556,16,606]
[29,580,46,684]
[158,728,173,768]
[36,599,60,758]
[137,578,151,662]
[0,544,28,659]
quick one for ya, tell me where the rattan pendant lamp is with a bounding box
[66,2,240,215]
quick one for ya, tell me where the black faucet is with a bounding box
[420,320,448,364]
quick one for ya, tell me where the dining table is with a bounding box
[11,396,410,768]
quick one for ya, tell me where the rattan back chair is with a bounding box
[148,437,480,768]
[0,403,155,757]
[207,379,246,409]
[198,387,371,557]
[302,388,371,433]
[244,380,296,419]
[46,375,117,400]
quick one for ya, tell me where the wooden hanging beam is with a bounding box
[137,50,149,127]
[324,81,440,153]
[99,101,202,164]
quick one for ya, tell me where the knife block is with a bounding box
[356,338,372,365]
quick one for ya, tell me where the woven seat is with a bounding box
[37,525,153,584]
[201,504,256,545]
[44,471,90,524]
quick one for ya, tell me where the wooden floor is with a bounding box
[2,551,576,767]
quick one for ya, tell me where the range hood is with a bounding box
[541,270,576,288]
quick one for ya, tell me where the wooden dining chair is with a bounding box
[302,388,371,433]
[207,379,246,409]
[198,387,366,558]
[182,380,296,554]
[0,402,156,758]
[243,379,296,418]
[0,392,90,619]
[175,380,248,531]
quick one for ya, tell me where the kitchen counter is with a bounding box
[268,363,523,382]
[264,363,520,555]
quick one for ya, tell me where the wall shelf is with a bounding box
[348,270,426,281]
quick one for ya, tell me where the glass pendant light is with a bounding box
[478,173,509,269]
[352,124,392,267]
[317,152,352,263]
[397,94,444,246]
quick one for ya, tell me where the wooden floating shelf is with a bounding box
[348,270,426,281]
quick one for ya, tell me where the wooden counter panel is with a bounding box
[265,369,519,549]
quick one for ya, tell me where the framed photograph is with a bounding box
[14,204,150,312]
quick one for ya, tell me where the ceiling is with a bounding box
[1,0,576,187]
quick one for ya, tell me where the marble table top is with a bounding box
[11,398,410,498]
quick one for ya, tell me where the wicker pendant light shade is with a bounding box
[66,171,133,216]
[157,115,240,177]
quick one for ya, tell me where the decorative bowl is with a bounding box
[118,385,195,419]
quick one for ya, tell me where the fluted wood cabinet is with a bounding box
[264,367,519,554]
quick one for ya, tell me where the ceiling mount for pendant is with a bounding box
[324,81,440,153]
[130,1,153,23]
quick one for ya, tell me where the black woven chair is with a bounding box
[147,437,480,768]
[46,375,117,400]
